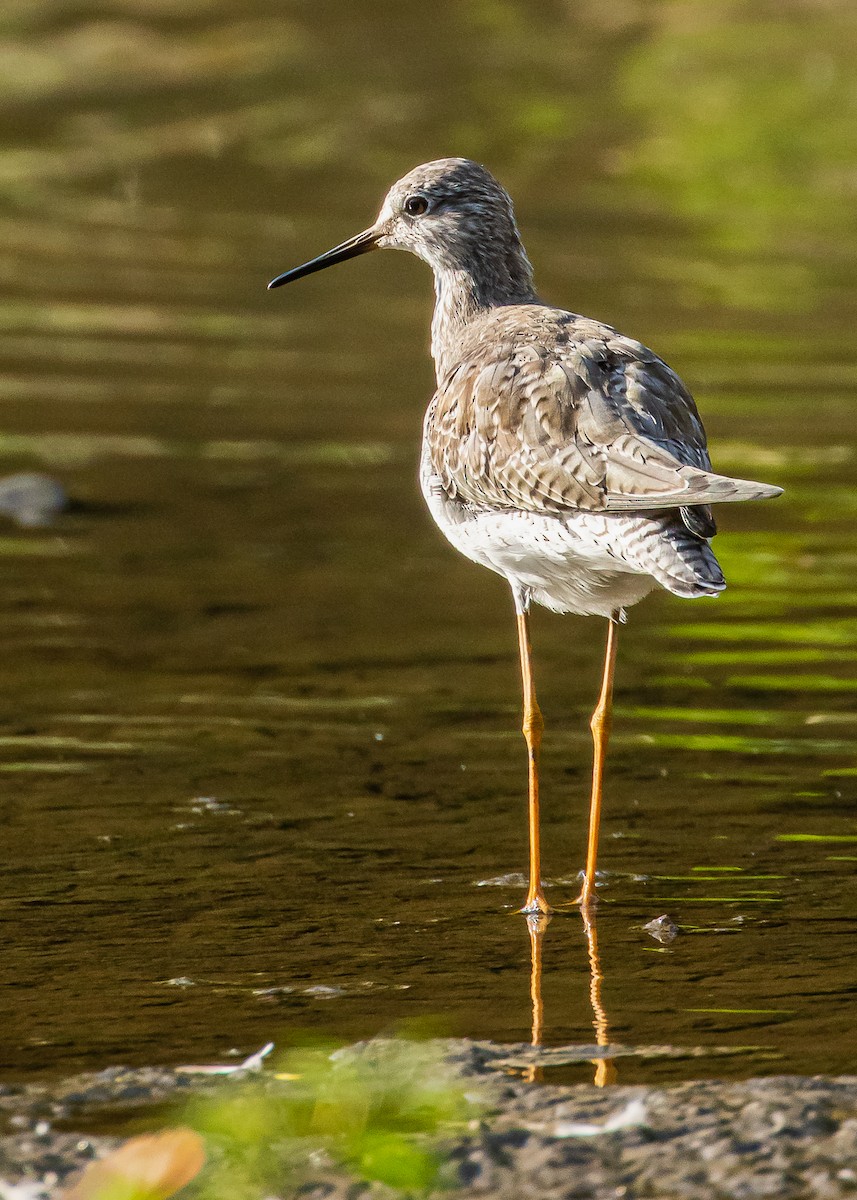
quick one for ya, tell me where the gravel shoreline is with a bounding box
[2,1042,856,1199]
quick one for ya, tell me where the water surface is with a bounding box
[0,0,854,1084]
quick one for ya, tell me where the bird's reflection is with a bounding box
[524,912,549,1083]
[581,907,618,1087]
[523,905,617,1087]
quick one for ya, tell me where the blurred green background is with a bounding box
[0,0,854,1082]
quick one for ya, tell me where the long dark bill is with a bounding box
[267,227,379,289]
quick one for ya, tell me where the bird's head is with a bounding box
[268,158,534,298]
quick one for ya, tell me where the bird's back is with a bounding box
[420,303,782,616]
[426,304,778,529]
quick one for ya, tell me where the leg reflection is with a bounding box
[581,906,617,1087]
[524,911,549,1083]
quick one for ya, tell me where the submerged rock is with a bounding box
[0,473,68,528]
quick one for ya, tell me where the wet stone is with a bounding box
[642,914,679,944]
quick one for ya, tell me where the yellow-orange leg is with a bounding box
[516,611,550,915]
[577,616,619,909]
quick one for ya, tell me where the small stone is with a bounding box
[642,914,679,944]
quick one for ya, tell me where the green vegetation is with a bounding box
[67,1039,482,1200]
[184,1039,479,1197]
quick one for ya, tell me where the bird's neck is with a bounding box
[430,255,537,383]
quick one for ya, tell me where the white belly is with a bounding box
[420,456,655,619]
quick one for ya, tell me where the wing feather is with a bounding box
[427,309,781,518]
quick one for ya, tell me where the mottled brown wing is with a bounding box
[428,321,777,517]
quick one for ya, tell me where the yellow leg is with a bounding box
[516,611,550,915]
[577,616,619,909]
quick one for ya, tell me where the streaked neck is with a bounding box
[429,252,537,383]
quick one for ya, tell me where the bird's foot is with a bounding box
[574,873,599,911]
[520,890,551,916]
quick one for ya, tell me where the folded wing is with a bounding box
[428,315,781,520]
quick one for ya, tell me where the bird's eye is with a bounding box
[404,194,429,217]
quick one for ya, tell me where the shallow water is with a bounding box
[0,0,855,1083]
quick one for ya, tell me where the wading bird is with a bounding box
[269,159,781,913]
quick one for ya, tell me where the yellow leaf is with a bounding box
[63,1128,206,1200]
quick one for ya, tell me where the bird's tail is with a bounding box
[619,515,726,599]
